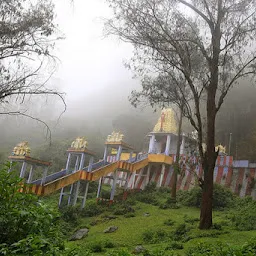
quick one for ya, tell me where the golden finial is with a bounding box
[215,144,226,154]
[12,141,31,156]
[106,131,124,142]
[111,148,118,155]
[153,108,177,134]
[71,137,88,149]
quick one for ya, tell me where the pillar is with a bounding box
[81,181,89,208]
[129,151,133,162]
[88,156,94,172]
[65,153,71,170]
[27,165,34,183]
[103,145,108,162]
[110,171,118,202]
[41,167,48,185]
[158,164,165,187]
[131,172,136,189]
[116,145,122,161]
[96,177,103,199]
[146,165,151,185]
[74,155,80,172]
[72,181,80,206]
[148,135,156,153]
[20,161,27,178]
[79,153,86,170]
[180,134,185,155]
[165,135,171,155]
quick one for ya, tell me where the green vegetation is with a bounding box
[1,165,256,256]
[54,183,256,255]
[0,163,69,255]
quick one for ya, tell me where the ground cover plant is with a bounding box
[54,183,256,255]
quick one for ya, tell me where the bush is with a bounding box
[142,229,169,244]
[135,193,159,205]
[165,241,184,250]
[173,224,190,241]
[105,249,131,256]
[88,242,104,253]
[185,240,256,256]
[177,184,234,209]
[0,163,64,255]
[163,219,175,226]
[81,201,104,217]
[160,198,180,209]
[112,202,135,216]
[124,213,136,218]
[183,215,199,225]
[104,240,115,248]
[60,206,81,224]
[144,182,157,192]
[229,196,256,231]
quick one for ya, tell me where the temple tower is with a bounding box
[8,141,51,185]
[59,137,96,208]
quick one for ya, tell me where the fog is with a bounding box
[0,0,160,158]
[1,0,256,164]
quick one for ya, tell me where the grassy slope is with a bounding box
[63,202,256,255]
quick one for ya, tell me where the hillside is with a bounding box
[43,184,256,256]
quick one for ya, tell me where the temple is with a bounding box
[7,108,256,207]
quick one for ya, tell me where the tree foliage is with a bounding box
[0,0,65,138]
[0,163,64,255]
[105,0,256,229]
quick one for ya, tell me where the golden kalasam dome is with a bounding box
[215,144,226,154]
[153,108,177,134]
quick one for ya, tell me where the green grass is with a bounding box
[63,202,256,255]
[41,185,256,255]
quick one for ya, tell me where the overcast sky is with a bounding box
[52,0,142,118]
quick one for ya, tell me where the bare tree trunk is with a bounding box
[199,89,217,229]
[171,103,183,199]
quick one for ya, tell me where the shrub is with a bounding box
[183,215,199,225]
[165,241,184,250]
[104,240,115,248]
[164,219,175,226]
[212,223,222,230]
[112,202,135,216]
[144,182,157,192]
[60,206,81,224]
[160,198,180,209]
[0,163,64,255]
[105,249,131,256]
[158,186,171,193]
[177,184,234,209]
[135,193,159,205]
[88,242,104,253]
[124,212,136,218]
[142,229,169,244]
[81,201,104,217]
[172,224,190,241]
[229,196,256,231]
[185,240,256,256]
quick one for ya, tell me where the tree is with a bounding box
[105,0,256,229]
[0,163,64,255]
[0,0,65,138]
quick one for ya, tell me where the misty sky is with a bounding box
[52,0,142,118]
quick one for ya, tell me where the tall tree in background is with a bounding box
[105,0,256,229]
[130,75,188,201]
[0,0,64,135]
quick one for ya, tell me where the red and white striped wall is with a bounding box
[103,154,255,199]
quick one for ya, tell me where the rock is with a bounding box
[69,228,89,241]
[133,245,147,254]
[144,212,150,217]
[104,226,118,233]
